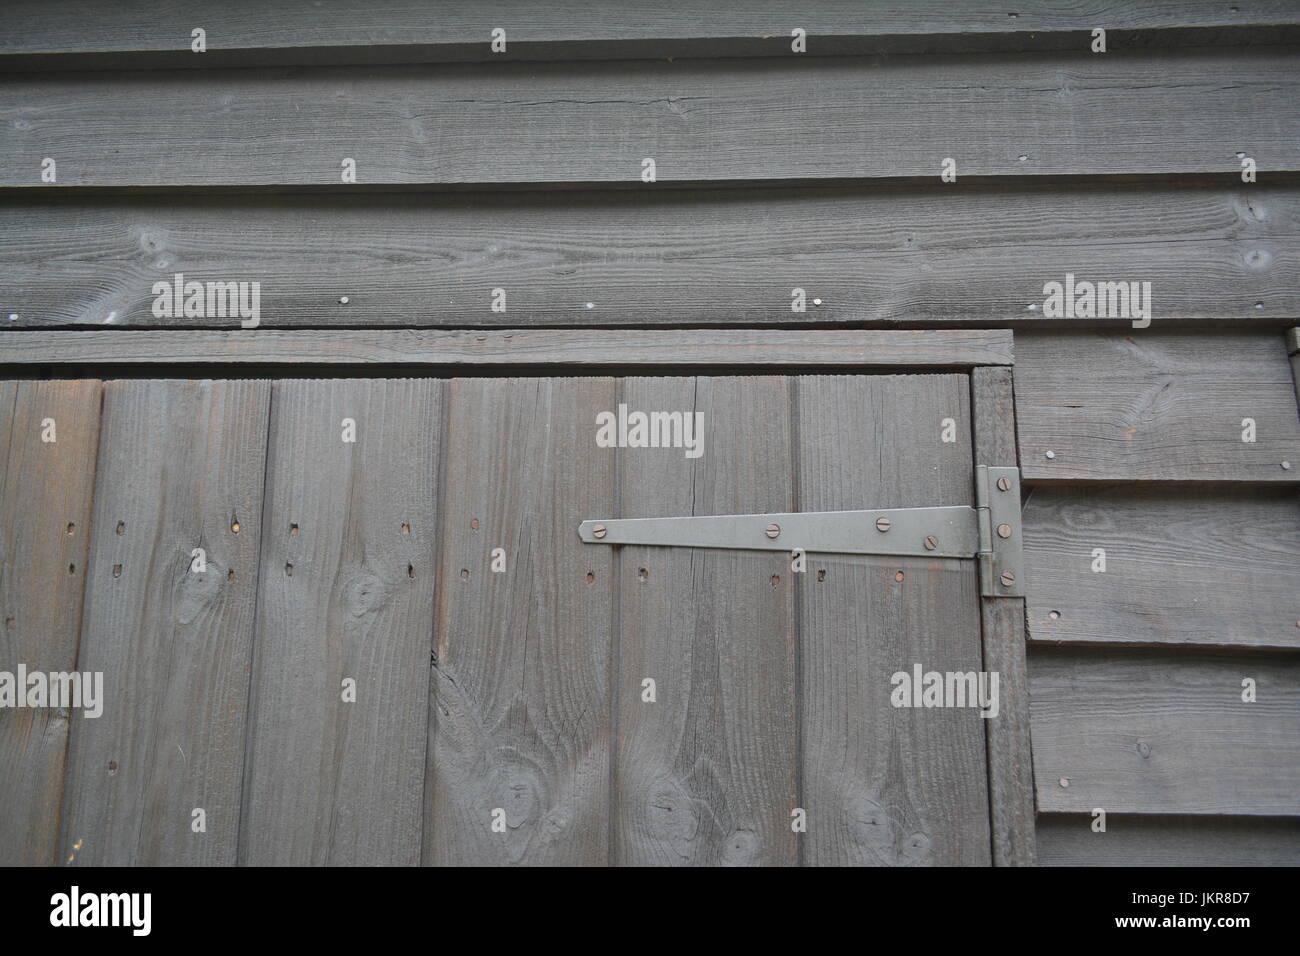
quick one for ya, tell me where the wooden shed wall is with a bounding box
[2,1,1300,866]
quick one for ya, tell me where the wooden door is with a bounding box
[8,366,994,866]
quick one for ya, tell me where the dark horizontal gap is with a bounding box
[0,362,988,381]
[4,319,1293,333]
[1021,477,1300,490]
[1026,635,1300,653]
[2,26,1298,73]
[1038,811,1300,821]
[1,175,1294,208]
[1027,641,1300,662]
[5,170,1298,199]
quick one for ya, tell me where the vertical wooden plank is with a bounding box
[798,374,989,865]
[60,380,269,865]
[239,379,440,865]
[425,377,614,866]
[613,376,798,866]
[0,380,101,865]
[971,365,1036,867]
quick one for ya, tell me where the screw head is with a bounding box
[996,476,1011,492]
[923,535,938,551]
[996,523,1013,539]
[765,523,781,539]
[592,524,607,539]
[875,516,892,533]
[1283,461,1292,470]
[1044,450,1056,460]
[999,571,1016,587]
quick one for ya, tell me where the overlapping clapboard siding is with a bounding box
[6,0,1298,69]
[1017,328,1300,864]
[2,186,1297,328]
[3,48,1298,190]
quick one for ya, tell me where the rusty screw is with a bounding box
[996,476,1011,492]
[923,535,938,551]
[1000,571,1016,588]
[765,523,781,539]
[875,516,892,533]
[996,523,1013,539]
[592,524,607,539]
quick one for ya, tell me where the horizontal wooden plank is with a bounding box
[1030,647,1300,816]
[5,1,1297,68]
[3,49,1298,189]
[0,329,1013,368]
[1,185,1296,328]
[1037,814,1300,866]
[1016,331,1300,482]
[1024,486,1300,649]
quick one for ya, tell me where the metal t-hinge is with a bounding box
[578,465,1024,598]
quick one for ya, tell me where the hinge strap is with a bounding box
[579,464,1026,598]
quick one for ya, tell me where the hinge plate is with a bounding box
[579,463,1026,598]
[975,465,1025,598]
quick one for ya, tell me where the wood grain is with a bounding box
[1037,814,1300,866]
[1016,332,1300,482]
[971,366,1036,866]
[1030,647,1300,816]
[0,329,1013,368]
[5,0,1295,67]
[797,374,990,865]
[3,50,1298,188]
[238,379,440,866]
[2,186,1294,328]
[613,376,798,865]
[1024,486,1300,649]
[59,380,269,865]
[424,377,615,865]
[0,380,101,865]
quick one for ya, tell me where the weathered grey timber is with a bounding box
[3,186,1293,329]
[239,380,441,866]
[5,1,1296,68]
[971,367,1036,867]
[0,329,1013,368]
[1024,486,1300,649]
[4,0,1300,870]
[3,50,1298,189]
[424,377,616,866]
[0,380,100,865]
[613,376,798,866]
[1037,814,1300,866]
[1030,647,1300,816]
[797,374,990,865]
[1016,332,1300,482]
[59,380,270,865]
